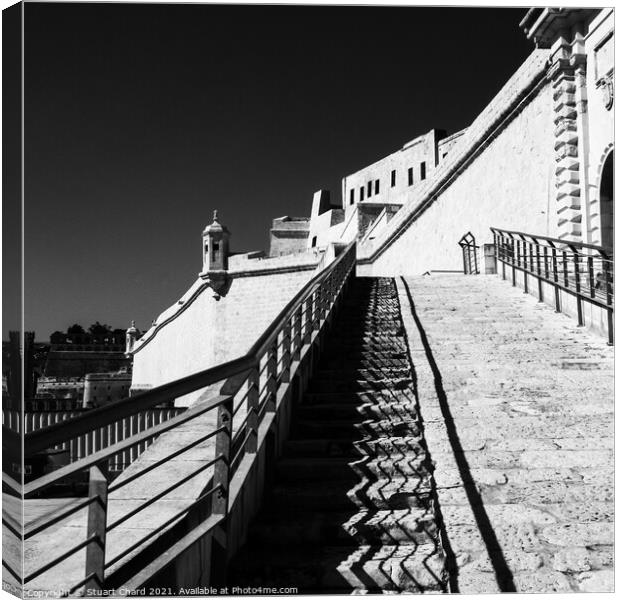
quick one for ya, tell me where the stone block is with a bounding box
[513,569,573,592]
[575,569,614,592]
[554,143,579,160]
[553,131,579,151]
[540,522,614,547]
[553,105,578,122]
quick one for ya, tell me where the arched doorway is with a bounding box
[600,150,613,250]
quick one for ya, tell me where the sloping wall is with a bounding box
[358,49,556,276]
[131,254,319,402]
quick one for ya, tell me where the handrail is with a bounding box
[19,240,357,593]
[24,241,355,458]
[491,227,613,344]
[490,226,613,256]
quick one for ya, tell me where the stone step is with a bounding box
[296,401,419,422]
[275,457,360,482]
[268,480,360,511]
[246,507,438,548]
[321,356,409,370]
[353,434,426,458]
[229,544,446,594]
[283,438,361,459]
[327,331,404,342]
[355,418,422,439]
[353,454,431,480]
[228,544,362,592]
[309,377,412,393]
[303,390,413,406]
[321,348,408,363]
[337,544,447,592]
[347,478,434,511]
[315,367,411,382]
[293,418,364,439]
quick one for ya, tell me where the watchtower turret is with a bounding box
[201,210,230,298]
[202,210,230,272]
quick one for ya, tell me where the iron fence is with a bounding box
[3,407,185,473]
[491,227,613,344]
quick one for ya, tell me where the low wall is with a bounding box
[358,49,556,277]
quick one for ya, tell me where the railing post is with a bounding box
[212,397,233,515]
[603,256,614,345]
[511,238,516,287]
[266,342,277,412]
[587,255,595,299]
[521,238,528,294]
[303,298,312,345]
[312,289,320,331]
[572,246,584,326]
[534,241,543,301]
[551,246,561,313]
[246,369,259,453]
[281,322,291,384]
[293,307,302,361]
[84,464,109,592]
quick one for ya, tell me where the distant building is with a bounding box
[269,216,310,256]
[83,370,132,408]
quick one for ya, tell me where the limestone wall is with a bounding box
[131,261,318,403]
[342,129,443,212]
[358,49,556,276]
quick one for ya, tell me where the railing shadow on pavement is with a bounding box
[400,276,517,593]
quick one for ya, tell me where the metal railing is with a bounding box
[458,232,479,274]
[491,228,613,344]
[11,241,356,595]
[3,408,185,472]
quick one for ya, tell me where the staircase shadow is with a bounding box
[226,277,447,594]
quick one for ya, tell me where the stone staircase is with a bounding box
[227,277,448,593]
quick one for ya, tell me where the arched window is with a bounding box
[600,150,613,249]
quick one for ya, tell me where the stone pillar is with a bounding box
[549,27,588,243]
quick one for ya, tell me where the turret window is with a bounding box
[420,162,426,180]
[408,168,413,186]
[375,180,380,194]
[391,170,396,187]
[367,181,372,196]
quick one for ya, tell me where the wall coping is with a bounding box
[357,48,551,264]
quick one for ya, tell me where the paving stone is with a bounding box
[574,568,615,592]
[552,547,595,573]
[397,275,613,595]
[512,568,573,592]
[540,522,614,547]
[465,549,545,573]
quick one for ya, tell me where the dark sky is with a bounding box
[12,2,534,340]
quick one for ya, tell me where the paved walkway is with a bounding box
[397,274,614,593]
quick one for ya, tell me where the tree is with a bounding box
[67,324,85,335]
[50,331,66,344]
[88,321,112,335]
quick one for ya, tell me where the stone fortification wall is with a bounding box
[131,256,319,402]
[358,49,555,276]
[342,129,443,212]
